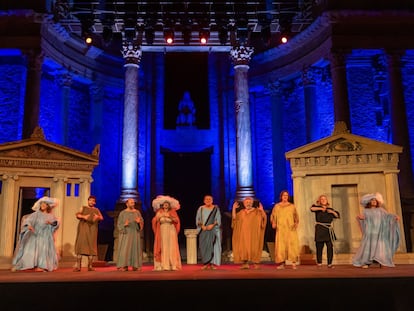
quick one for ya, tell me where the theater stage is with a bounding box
[1,263,414,311]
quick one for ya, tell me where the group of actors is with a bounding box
[10,190,401,272]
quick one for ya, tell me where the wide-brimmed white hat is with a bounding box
[360,192,384,206]
[152,195,180,212]
[31,196,59,211]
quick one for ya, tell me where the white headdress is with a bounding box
[360,192,383,206]
[31,196,59,211]
[152,195,180,212]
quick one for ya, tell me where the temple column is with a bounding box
[56,72,72,145]
[386,50,414,252]
[268,79,287,199]
[386,51,414,197]
[302,66,318,142]
[22,49,44,139]
[328,50,351,130]
[0,174,18,257]
[229,45,255,200]
[118,42,142,204]
[51,176,67,256]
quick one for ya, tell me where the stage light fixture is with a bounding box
[280,33,289,44]
[199,29,209,45]
[164,29,174,44]
[145,26,155,45]
[182,27,192,45]
[81,17,94,46]
[218,26,228,45]
[102,25,113,44]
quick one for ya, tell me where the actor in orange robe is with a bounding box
[231,197,267,269]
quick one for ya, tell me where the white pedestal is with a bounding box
[184,228,198,264]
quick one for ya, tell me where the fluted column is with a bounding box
[328,50,351,131]
[268,79,287,198]
[119,42,142,203]
[302,66,317,142]
[229,45,255,200]
[56,72,72,145]
[22,49,44,139]
[0,174,18,257]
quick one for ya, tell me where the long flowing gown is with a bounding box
[196,205,222,266]
[116,209,143,269]
[152,209,182,271]
[352,207,400,267]
[12,210,59,271]
[271,203,300,264]
[232,208,267,264]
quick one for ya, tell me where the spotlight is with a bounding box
[81,17,94,46]
[123,17,137,42]
[102,25,113,44]
[199,29,209,45]
[218,26,228,45]
[236,18,249,45]
[164,29,174,44]
[84,33,93,45]
[279,31,290,44]
[182,27,192,45]
[145,26,155,45]
[279,14,293,45]
[124,27,136,42]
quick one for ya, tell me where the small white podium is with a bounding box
[184,228,198,264]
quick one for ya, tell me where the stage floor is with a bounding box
[1,262,414,282]
[2,263,414,311]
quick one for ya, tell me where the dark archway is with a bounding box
[163,151,212,246]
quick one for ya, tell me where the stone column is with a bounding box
[386,51,414,197]
[56,72,72,145]
[229,45,255,200]
[119,42,142,203]
[292,173,312,257]
[302,66,317,142]
[328,50,351,131]
[184,229,198,264]
[386,51,414,252]
[22,49,44,139]
[268,79,287,198]
[51,176,66,256]
[0,174,18,257]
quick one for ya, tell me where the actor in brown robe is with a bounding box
[231,197,267,269]
[73,195,103,271]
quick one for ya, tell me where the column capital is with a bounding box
[122,42,142,66]
[22,49,44,71]
[327,49,350,68]
[56,71,73,87]
[301,66,317,86]
[267,79,282,95]
[230,45,254,66]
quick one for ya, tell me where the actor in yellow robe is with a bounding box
[231,197,267,269]
[271,190,300,269]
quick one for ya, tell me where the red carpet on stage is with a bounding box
[1,263,414,311]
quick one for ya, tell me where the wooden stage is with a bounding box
[1,263,414,311]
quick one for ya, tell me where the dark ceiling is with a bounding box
[52,1,318,54]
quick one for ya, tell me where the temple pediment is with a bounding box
[285,124,402,174]
[0,127,99,171]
